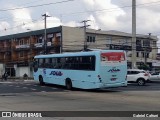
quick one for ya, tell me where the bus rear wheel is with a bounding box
[39,76,45,85]
[65,79,72,90]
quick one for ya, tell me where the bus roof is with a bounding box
[34,50,125,58]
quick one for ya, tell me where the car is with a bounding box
[149,72,160,81]
[127,69,150,86]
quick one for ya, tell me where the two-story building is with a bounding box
[0,26,158,77]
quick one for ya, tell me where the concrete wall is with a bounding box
[16,67,31,78]
[0,64,4,77]
[62,26,85,51]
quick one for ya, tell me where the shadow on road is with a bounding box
[0,81,160,95]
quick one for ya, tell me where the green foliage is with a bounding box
[138,64,150,70]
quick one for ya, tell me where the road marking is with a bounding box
[31,88,37,91]
[26,84,31,86]
[22,87,28,89]
[0,82,12,84]
[41,91,46,92]
[52,88,57,90]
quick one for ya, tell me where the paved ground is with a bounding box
[0,80,160,119]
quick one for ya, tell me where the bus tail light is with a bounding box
[97,75,102,82]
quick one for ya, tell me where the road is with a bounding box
[0,80,160,119]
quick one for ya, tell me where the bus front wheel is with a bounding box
[39,76,45,85]
[65,79,72,90]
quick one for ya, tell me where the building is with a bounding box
[0,26,158,77]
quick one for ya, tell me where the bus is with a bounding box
[33,50,127,89]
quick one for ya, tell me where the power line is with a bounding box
[0,0,75,12]
[0,18,41,33]
[57,0,160,17]
[1,0,160,34]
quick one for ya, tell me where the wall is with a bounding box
[16,67,30,78]
[62,26,85,51]
[0,64,4,77]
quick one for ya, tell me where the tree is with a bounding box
[138,63,150,70]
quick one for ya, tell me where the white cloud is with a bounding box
[87,15,99,30]
[0,21,10,30]
[64,21,78,27]
[0,21,10,35]
[1,0,160,38]
[82,0,125,30]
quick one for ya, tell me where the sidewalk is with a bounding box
[0,78,34,83]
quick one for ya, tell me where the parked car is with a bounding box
[149,72,160,81]
[127,69,150,86]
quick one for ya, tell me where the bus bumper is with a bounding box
[99,82,127,88]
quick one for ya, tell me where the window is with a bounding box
[146,53,149,58]
[136,39,141,46]
[142,52,149,58]
[153,41,156,47]
[26,39,30,44]
[87,36,96,43]
[37,56,96,71]
[19,51,24,57]
[131,71,140,74]
[38,59,44,68]
[127,71,139,74]
[143,40,150,47]
[136,52,139,57]
[19,39,24,45]
[142,52,145,58]
[106,37,112,44]
[37,36,43,43]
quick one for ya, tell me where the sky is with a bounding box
[0,0,160,38]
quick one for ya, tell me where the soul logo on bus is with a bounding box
[108,68,120,73]
[49,71,63,76]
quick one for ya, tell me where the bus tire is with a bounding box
[65,79,72,90]
[39,76,45,86]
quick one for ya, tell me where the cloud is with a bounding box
[81,0,125,30]
[0,21,10,30]
[32,16,62,30]
[111,0,160,35]
[9,8,62,33]
[0,0,160,37]
[87,15,99,30]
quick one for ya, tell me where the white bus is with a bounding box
[33,50,127,89]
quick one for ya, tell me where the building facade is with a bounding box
[0,26,158,77]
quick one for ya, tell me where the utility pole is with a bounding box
[81,20,90,51]
[145,33,151,64]
[132,0,137,69]
[42,13,50,54]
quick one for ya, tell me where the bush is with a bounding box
[138,64,150,70]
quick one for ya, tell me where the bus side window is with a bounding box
[91,56,95,70]
[74,57,79,70]
[54,58,61,69]
[38,58,43,68]
[45,58,52,68]
[33,59,38,72]
[61,57,66,69]
[65,57,71,69]
[52,58,56,68]
[49,58,52,68]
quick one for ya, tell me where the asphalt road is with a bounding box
[0,80,160,119]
